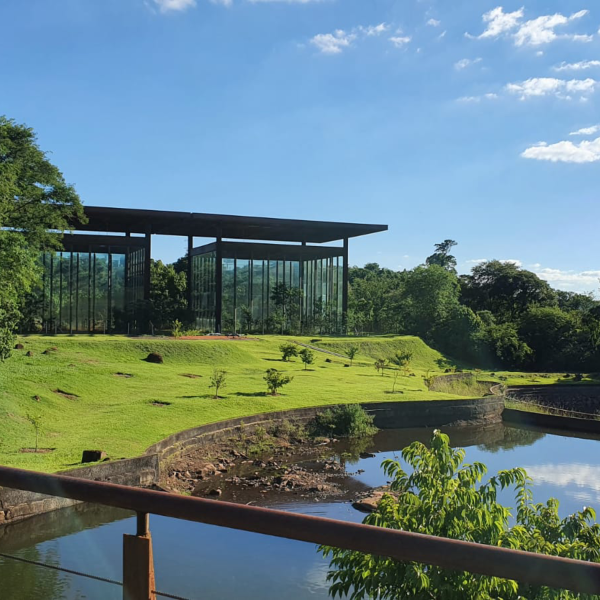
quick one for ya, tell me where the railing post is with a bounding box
[123,512,155,600]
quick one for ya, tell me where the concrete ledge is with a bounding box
[503,408,600,435]
[0,454,159,525]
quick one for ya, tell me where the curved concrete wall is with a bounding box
[147,397,505,467]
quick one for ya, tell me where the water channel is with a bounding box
[1,421,599,599]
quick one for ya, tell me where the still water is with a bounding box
[1,422,599,600]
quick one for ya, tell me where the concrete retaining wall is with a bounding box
[0,454,158,525]
[147,397,505,466]
[503,408,600,435]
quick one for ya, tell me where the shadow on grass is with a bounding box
[234,391,268,397]
[178,394,216,399]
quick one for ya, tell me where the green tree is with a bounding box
[425,239,458,272]
[149,259,188,330]
[345,346,359,366]
[374,358,387,377]
[401,265,461,342]
[320,430,600,599]
[0,116,84,359]
[280,343,299,362]
[299,348,314,370]
[461,260,557,321]
[519,307,583,371]
[264,369,293,395]
[26,413,43,453]
[209,369,227,399]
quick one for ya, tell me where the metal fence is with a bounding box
[1,464,600,599]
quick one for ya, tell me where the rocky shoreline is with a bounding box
[163,428,384,507]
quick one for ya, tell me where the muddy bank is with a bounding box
[164,429,375,505]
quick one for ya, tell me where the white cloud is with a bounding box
[250,0,322,2]
[506,77,597,99]
[310,30,356,54]
[466,259,487,265]
[427,18,441,27]
[570,125,600,136]
[474,6,524,39]
[309,23,395,55]
[525,463,600,494]
[454,57,482,70]
[210,0,232,5]
[522,136,600,163]
[389,35,412,48]
[554,59,600,71]
[457,93,498,102]
[438,30,447,40]
[534,268,600,291]
[514,10,589,47]
[469,6,592,47]
[358,23,389,36]
[152,0,196,12]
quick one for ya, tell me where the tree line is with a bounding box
[348,240,600,372]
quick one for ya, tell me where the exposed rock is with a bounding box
[81,450,107,463]
[145,352,164,364]
[352,488,397,513]
[14,343,24,350]
[208,488,222,497]
[26,351,33,357]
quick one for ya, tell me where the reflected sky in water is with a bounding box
[1,423,600,599]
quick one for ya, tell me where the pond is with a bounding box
[1,421,599,600]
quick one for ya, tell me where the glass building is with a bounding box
[29,206,386,335]
[191,242,345,334]
[36,235,148,334]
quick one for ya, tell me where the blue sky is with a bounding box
[2,0,599,292]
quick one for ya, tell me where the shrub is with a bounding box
[171,319,183,338]
[209,369,227,399]
[264,369,293,395]
[299,348,315,370]
[374,358,387,376]
[319,430,600,599]
[345,346,359,366]
[311,405,377,439]
[280,343,298,362]
[181,328,201,336]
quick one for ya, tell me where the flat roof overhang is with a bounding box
[74,206,387,244]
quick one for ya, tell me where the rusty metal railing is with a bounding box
[1,464,600,596]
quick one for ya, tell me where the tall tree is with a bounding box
[149,260,188,329]
[460,260,557,321]
[425,239,458,272]
[0,116,84,359]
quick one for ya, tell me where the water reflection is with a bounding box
[1,422,599,600]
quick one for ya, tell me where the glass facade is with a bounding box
[35,242,147,334]
[191,251,216,332]
[192,242,345,335]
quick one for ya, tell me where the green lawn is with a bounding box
[0,334,572,472]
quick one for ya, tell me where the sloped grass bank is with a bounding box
[0,334,555,473]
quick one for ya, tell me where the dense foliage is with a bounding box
[311,404,377,438]
[320,430,600,599]
[0,116,84,359]
[348,244,600,372]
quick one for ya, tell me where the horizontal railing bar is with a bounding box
[1,465,599,595]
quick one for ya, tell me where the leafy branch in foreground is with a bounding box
[319,430,600,599]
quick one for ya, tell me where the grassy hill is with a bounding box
[0,334,565,473]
